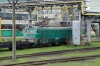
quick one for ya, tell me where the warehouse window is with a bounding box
[0,13,28,20]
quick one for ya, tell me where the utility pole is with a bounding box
[0,17,2,42]
[12,0,16,61]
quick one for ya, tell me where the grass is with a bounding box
[0,42,100,57]
[63,50,100,58]
[42,58,100,66]
[0,49,100,65]
[26,50,100,61]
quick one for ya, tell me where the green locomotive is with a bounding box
[23,19,72,47]
[23,27,72,47]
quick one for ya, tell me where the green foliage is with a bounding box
[42,58,100,66]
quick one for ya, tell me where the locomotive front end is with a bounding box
[22,26,38,43]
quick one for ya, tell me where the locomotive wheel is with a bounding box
[36,44,43,48]
[52,43,56,46]
[63,42,66,45]
[48,43,52,47]
[16,46,25,50]
[16,46,22,50]
[32,44,37,48]
[22,46,26,49]
[53,43,59,46]
[45,43,52,47]
[58,42,62,46]
[28,43,34,48]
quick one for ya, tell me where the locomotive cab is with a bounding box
[22,26,38,43]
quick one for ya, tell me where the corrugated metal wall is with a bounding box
[86,0,100,12]
[90,0,100,12]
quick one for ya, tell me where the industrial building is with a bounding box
[0,0,100,43]
[0,0,100,64]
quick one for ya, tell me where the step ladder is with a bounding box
[91,24,98,36]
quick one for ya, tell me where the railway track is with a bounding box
[3,55,100,66]
[0,47,100,61]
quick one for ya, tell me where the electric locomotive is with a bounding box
[22,18,72,47]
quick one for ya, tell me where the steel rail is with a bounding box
[3,54,100,66]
